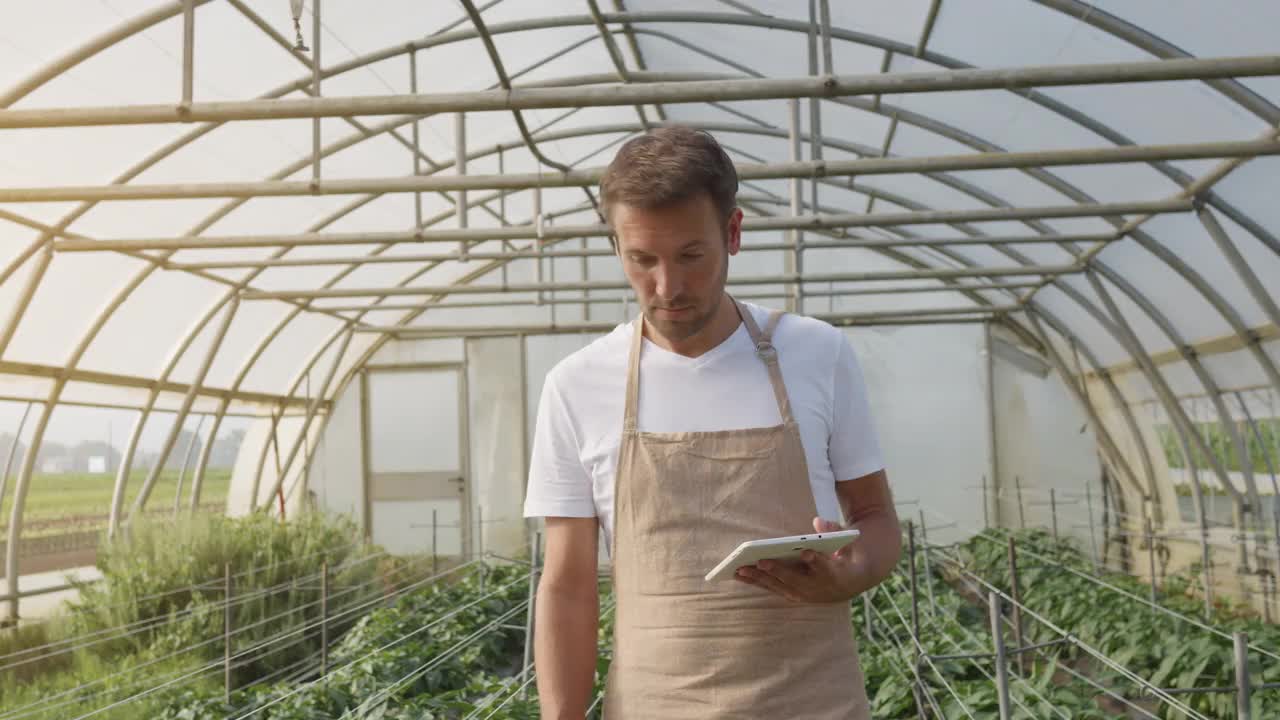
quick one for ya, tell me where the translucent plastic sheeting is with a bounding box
[993,337,1103,550]
[1031,283,1130,366]
[1094,0,1280,107]
[368,370,460,474]
[236,310,344,395]
[226,413,304,517]
[466,336,527,557]
[4,251,154,366]
[309,372,364,525]
[843,323,989,547]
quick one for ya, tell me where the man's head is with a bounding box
[600,126,744,345]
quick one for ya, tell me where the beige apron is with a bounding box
[603,297,870,720]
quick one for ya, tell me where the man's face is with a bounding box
[612,193,743,343]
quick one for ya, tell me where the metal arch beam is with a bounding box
[1025,310,1146,499]
[255,328,356,512]
[17,88,1259,520]
[0,0,214,108]
[222,0,509,228]
[1037,275,1239,505]
[0,6,580,558]
[1026,305,1156,501]
[5,5,1264,348]
[54,201,1185,252]
[128,296,240,520]
[13,7,1277,269]
[586,0,651,130]
[609,0,667,121]
[1089,257,1266,529]
[1082,271,1250,558]
[24,139,1280,204]
[1034,0,1280,124]
[105,292,242,539]
[4,55,1280,127]
[2,9,1269,538]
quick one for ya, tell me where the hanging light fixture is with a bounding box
[290,0,310,52]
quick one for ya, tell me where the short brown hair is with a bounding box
[599,126,739,227]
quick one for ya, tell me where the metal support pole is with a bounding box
[1007,536,1025,675]
[190,397,228,513]
[172,414,206,517]
[989,593,1012,720]
[981,474,990,530]
[863,593,873,640]
[432,508,439,575]
[224,561,232,703]
[1235,632,1252,720]
[918,509,936,615]
[1085,482,1100,573]
[521,530,541,700]
[787,98,801,314]
[1146,516,1159,604]
[1015,476,1026,531]
[985,323,1001,528]
[180,0,195,107]
[1235,390,1280,579]
[0,402,32,531]
[311,0,321,186]
[320,560,329,677]
[1050,488,1059,543]
[534,185,544,306]
[455,112,469,262]
[907,520,920,644]
[410,49,422,230]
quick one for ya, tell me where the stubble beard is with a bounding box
[641,249,730,343]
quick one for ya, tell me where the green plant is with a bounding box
[0,510,392,719]
[955,528,1280,718]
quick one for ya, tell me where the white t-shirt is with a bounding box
[523,301,884,550]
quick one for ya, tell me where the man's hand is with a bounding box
[734,469,901,603]
[733,517,862,603]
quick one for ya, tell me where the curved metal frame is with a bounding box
[0,3,1278,619]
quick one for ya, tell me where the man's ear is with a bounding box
[726,207,744,255]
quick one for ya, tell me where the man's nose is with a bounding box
[654,262,682,301]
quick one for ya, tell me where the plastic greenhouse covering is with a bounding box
[0,1,1279,716]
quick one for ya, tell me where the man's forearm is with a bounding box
[846,509,902,596]
[534,580,599,719]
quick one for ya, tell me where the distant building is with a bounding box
[41,456,71,474]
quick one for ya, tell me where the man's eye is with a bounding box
[682,252,703,261]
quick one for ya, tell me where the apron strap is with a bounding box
[626,298,798,432]
[623,313,644,433]
[733,297,798,427]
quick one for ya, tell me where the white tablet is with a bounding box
[704,528,862,583]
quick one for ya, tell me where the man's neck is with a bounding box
[644,294,742,358]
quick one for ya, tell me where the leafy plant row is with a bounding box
[853,557,1111,719]
[955,527,1280,719]
[0,513,398,720]
[158,563,540,720]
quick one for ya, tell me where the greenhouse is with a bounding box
[0,0,1278,717]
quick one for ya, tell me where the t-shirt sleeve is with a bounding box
[829,332,885,481]
[523,368,597,518]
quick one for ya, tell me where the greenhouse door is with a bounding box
[362,364,471,559]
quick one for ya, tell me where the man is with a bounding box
[523,126,900,719]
